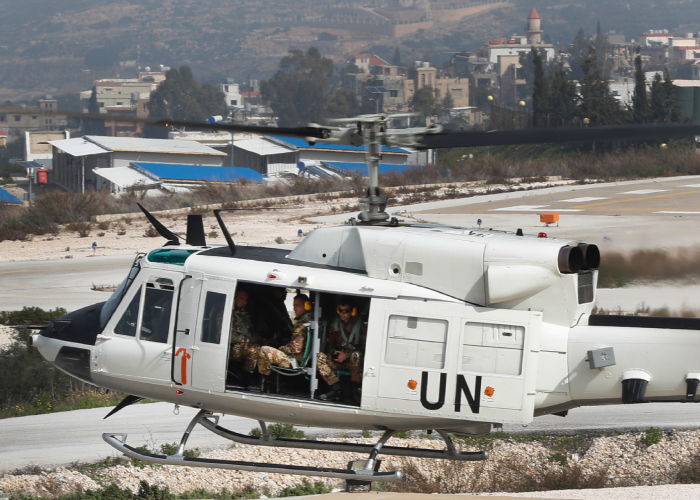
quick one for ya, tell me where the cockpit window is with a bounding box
[114,290,141,337]
[140,282,174,343]
[101,255,143,328]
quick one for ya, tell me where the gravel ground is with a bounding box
[3,431,700,499]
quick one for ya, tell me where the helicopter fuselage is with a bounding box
[32,223,700,435]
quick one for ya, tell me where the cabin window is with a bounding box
[201,291,226,344]
[461,322,524,376]
[140,280,174,343]
[385,315,447,369]
[578,271,594,304]
[114,290,141,337]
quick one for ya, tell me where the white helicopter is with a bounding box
[28,112,700,482]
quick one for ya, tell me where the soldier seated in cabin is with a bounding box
[317,298,366,404]
[256,294,313,385]
[251,286,293,349]
[228,289,263,387]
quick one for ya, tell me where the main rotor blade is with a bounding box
[0,108,330,140]
[419,123,700,150]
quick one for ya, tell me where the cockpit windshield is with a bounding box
[100,254,144,328]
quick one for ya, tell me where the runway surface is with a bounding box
[2,400,700,471]
[0,255,134,312]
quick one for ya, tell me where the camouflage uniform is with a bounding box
[229,307,261,373]
[317,315,366,385]
[258,311,313,375]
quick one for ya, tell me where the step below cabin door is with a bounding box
[364,298,541,426]
[189,277,236,392]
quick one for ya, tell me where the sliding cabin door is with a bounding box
[363,298,542,425]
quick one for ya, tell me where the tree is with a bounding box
[147,65,226,123]
[577,47,625,126]
[569,28,589,80]
[649,69,684,123]
[392,47,402,67]
[82,86,106,136]
[531,47,550,123]
[326,89,359,118]
[632,50,649,123]
[410,86,437,119]
[441,90,454,120]
[548,63,579,123]
[260,47,334,126]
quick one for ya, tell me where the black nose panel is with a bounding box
[54,346,93,384]
[41,302,106,346]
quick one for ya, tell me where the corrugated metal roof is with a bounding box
[273,136,409,154]
[324,161,419,175]
[48,138,109,157]
[0,186,22,204]
[132,162,263,183]
[235,137,294,156]
[86,136,226,156]
[92,167,160,189]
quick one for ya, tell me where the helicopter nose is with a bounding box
[33,302,106,384]
[39,301,105,345]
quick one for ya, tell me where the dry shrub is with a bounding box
[676,453,700,483]
[388,456,608,494]
[97,221,110,230]
[598,247,700,287]
[33,191,108,223]
[143,226,159,237]
[65,222,91,237]
[0,221,29,241]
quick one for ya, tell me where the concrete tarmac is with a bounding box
[0,255,134,312]
[310,175,700,252]
[2,400,700,472]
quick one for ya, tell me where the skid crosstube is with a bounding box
[102,433,402,482]
[198,417,489,461]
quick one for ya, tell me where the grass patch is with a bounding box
[641,427,664,447]
[4,481,262,500]
[248,423,306,439]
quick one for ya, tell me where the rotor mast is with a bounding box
[359,116,389,223]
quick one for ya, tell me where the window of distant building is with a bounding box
[231,99,237,105]
[224,85,229,92]
[143,103,147,112]
[99,102,105,108]
[452,89,463,99]
[32,116,38,120]
[116,102,124,105]
[390,90,398,98]
[421,74,425,86]
[428,75,432,86]
[14,115,21,122]
[0,115,6,122]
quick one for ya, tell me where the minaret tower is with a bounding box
[527,7,542,43]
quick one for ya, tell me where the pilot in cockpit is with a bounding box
[317,298,366,403]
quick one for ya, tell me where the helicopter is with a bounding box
[25,110,700,482]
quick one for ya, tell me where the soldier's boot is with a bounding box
[320,383,341,401]
[246,372,262,393]
[351,382,361,405]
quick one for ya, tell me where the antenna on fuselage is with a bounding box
[137,203,180,246]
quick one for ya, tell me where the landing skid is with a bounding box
[103,410,488,482]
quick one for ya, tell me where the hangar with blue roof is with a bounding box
[232,134,411,176]
[0,186,23,204]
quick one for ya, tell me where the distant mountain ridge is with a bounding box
[0,0,698,99]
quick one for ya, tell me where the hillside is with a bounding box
[1,0,699,100]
